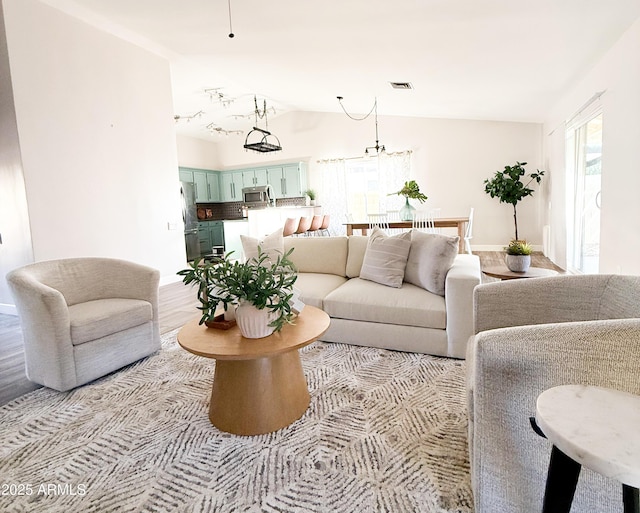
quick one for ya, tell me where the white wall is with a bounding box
[176,135,223,170]
[544,17,640,274]
[212,111,544,248]
[3,0,186,285]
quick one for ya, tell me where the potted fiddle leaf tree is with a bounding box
[389,180,429,220]
[177,248,298,338]
[484,161,544,271]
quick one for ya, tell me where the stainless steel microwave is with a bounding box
[242,184,275,208]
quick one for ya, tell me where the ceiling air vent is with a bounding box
[389,82,413,90]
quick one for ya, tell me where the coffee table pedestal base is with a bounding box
[210,350,310,436]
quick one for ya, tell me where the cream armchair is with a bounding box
[7,257,161,392]
[467,274,640,513]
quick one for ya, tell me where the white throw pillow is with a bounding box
[359,227,412,288]
[240,228,284,262]
[404,230,459,296]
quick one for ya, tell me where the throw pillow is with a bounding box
[359,227,412,288]
[240,228,284,262]
[404,230,459,296]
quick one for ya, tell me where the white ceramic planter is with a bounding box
[235,301,277,339]
[505,254,531,273]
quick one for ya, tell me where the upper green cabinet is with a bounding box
[220,171,244,202]
[179,167,220,203]
[268,162,307,198]
[242,168,268,187]
[214,162,308,203]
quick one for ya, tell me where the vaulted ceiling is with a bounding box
[42,0,640,140]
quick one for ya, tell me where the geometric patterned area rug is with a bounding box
[0,329,473,513]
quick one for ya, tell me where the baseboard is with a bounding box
[160,274,183,287]
[0,303,18,316]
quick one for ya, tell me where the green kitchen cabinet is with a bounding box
[193,170,220,202]
[198,221,225,256]
[220,171,244,202]
[268,162,307,198]
[178,168,193,183]
[242,168,268,187]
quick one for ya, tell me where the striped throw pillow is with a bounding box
[359,227,412,288]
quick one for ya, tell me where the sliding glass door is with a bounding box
[566,112,602,274]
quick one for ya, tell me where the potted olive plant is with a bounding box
[177,248,298,338]
[389,180,429,220]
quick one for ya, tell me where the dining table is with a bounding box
[344,217,469,253]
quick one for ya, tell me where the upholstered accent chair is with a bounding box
[7,257,161,392]
[467,274,640,513]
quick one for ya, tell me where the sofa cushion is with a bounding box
[284,237,348,276]
[324,278,446,329]
[345,236,368,278]
[69,298,153,345]
[404,231,460,296]
[293,273,349,308]
[359,227,412,288]
[240,228,284,262]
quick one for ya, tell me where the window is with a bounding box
[319,151,412,233]
[566,108,602,274]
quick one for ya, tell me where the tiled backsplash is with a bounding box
[197,197,306,221]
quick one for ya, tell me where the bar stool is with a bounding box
[295,216,313,236]
[534,385,640,513]
[283,217,299,237]
[319,214,330,236]
[307,215,323,236]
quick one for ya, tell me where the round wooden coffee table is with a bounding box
[482,265,559,280]
[177,305,330,436]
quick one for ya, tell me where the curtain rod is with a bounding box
[548,90,606,136]
[317,149,412,164]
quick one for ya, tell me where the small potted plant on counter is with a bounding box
[389,180,429,220]
[304,189,317,206]
[177,249,298,338]
[505,239,532,272]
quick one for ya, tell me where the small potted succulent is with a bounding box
[389,180,429,220]
[177,248,298,338]
[505,239,532,272]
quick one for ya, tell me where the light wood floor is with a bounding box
[0,252,563,406]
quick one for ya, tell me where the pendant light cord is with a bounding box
[228,0,234,38]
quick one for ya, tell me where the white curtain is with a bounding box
[318,151,412,235]
[318,158,348,235]
[379,151,412,212]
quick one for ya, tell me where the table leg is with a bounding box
[209,350,310,436]
[457,222,466,253]
[346,225,353,236]
[542,445,582,513]
[623,485,640,513]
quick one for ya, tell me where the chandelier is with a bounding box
[243,96,282,153]
[337,96,386,155]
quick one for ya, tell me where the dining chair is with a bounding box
[464,207,474,254]
[308,214,323,236]
[412,210,436,233]
[295,216,313,236]
[386,210,402,234]
[367,214,389,231]
[283,217,299,237]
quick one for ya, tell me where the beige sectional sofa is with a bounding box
[283,235,481,358]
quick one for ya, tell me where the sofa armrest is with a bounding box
[468,318,640,512]
[444,254,481,358]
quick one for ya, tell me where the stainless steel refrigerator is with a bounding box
[180,181,200,261]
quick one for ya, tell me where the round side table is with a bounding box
[535,385,640,513]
